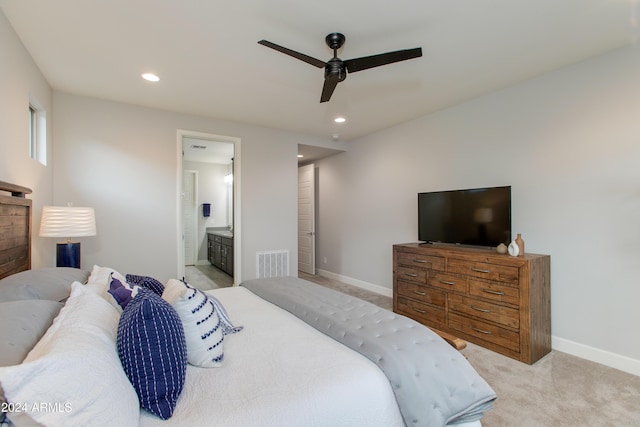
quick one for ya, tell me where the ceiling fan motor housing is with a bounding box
[325,58,347,82]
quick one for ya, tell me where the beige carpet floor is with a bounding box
[299,272,640,427]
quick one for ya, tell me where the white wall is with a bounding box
[183,160,230,262]
[316,46,640,373]
[52,92,329,283]
[0,11,54,268]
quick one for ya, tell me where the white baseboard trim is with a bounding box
[552,336,640,377]
[195,260,210,266]
[315,269,393,298]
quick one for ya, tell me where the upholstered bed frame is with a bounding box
[0,181,32,280]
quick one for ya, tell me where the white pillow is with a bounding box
[163,279,224,368]
[0,282,140,426]
[85,264,128,311]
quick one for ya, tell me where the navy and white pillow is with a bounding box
[107,275,139,311]
[163,279,225,368]
[85,265,129,305]
[207,294,243,335]
[126,274,164,296]
[116,288,187,420]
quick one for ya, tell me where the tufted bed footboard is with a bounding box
[241,276,497,426]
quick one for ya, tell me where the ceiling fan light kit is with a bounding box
[258,32,422,103]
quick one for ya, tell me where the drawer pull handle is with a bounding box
[413,259,427,263]
[404,273,418,277]
[439,279,456,286]
[481,288,505,296]
[470,305,491,313]
[471,267,491,274]
[413,290,426,296]
[471,327,492,335]
[414,308,427,314]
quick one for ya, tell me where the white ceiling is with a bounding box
[182,137,234,164]
[1,1,637,143]
[298,144,344,165]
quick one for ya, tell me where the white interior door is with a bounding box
[298,163,315,274]
[183,170,197,266]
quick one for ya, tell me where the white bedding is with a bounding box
[139,286,405,427]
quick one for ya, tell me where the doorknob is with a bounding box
[307,231,315,236]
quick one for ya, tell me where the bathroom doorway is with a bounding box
[177,130,241,285]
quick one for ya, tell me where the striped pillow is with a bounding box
[163,279,224,368]
[117,289,187,419]
[207,294,243,335]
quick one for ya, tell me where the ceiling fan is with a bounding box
[258,33,422,103]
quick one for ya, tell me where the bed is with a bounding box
[0,182,496,426]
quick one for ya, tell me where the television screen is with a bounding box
[418,186,511,247]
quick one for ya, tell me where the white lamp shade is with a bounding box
[40,206,97,238]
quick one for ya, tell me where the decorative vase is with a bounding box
[515,233,525,257]
[508,240,519,257]
[496,243,507,254]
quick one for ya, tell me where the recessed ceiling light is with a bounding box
[334,117,346,123]
[297,154,304,158]
[142,73,160,82]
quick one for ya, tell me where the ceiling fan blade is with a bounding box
[258,40,326,68]
[344,47,422,73]
[320,77,339,103]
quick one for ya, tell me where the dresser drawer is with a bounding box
[448,294,519,329]
[428,272,467,294]
[397,296,445,326]
[469,279,520,306]
[396,266,427,284]
[397,281,445,307]
[397,251,445,271]
[448,258,518,284]
[448,312,519,352]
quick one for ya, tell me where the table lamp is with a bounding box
[39,205,96,268]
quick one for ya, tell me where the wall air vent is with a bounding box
[190,144,207,149]
[256,250,289,279]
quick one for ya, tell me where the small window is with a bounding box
[28,98,46,165]
[29,104,37,159]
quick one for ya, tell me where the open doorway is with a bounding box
[177,130,241,287]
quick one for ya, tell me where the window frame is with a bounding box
[28,97,47,165]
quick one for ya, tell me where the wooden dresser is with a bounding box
[393,243,550,364]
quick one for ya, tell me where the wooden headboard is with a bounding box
[0,181,32,279]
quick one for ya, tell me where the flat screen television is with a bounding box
[418,186,511,247]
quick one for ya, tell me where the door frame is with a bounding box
[176,129,242,284]
[183,169,198,266]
